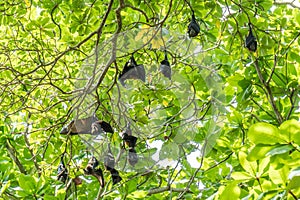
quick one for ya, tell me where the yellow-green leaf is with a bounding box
[248,122,283,145]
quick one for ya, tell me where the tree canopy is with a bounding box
[0,0,300,199]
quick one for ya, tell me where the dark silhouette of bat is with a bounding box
[103,144,122,184]
[60,116,113,135]
[188,14,200,37]
[119,56,146,86]
[122,124,138,166]
[57,155,68,183]
[160,52,171,80]
[84,156,105,188]
[109,168,122,185]
[245,23,257,52]
[122,133,137,149]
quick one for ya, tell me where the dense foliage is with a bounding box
[0,0,300,199]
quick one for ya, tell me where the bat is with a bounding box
[104,144,115,171]
[188,14,200,37]
[109,168,122,185]
[60,116,113,135]
[103,145,122,184]
[122,133,137,148]
[160,52,171,80]
[121,123,139,166]
[118,56,146,86]
[84,156,105,188]
[57,155,68,183]
[245,23,257,52]
[128,148,138,166]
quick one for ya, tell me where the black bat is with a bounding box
[84,156,105,188]
[160,52,171,80]
[60,116,113,135]
[121,123,139,166]
[128,148,138,166]
[245,23,257,52]
[122,133,137,149]
[109,168,122,185]
[188,14,200,37]
[118,56,146,86]
[104,144,115,171]
[57,156,68,183]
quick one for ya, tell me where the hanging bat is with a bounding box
[108,168,122,185]
[121,123,138,166]
[245,23,257,52]
[128,148,138,166]
[122,133,137,148]
[121,123,137,148]
[188,14,200,37]
[118,56,146,86]
[84,156,105,188]
[160,51,171,80]
[60,116,113,135]
[57,155,68,183]
[104,144,115,171]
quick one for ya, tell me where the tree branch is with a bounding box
[148,186,191,195]
[5,140,27,174]
[254,59,283,124]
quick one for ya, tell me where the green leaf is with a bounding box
[219,182,241,200]
[248,122,283,145]
[247,144,274,161]
[287,167,300,190]
[279,119,300,144]
[269,164,289,185]
[266,144,294,157]
[239,151,257,176]
[231,172,253,180]
[18,174,37,193]
[257,157,270,177]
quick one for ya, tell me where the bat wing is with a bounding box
[119,64,145,86]
[60,116,98,135]
[94,167,105,188]
[99,121,114,133]
[109,168,122,185]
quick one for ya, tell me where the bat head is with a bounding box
[123,133,138,148]
[84,156,99,175]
